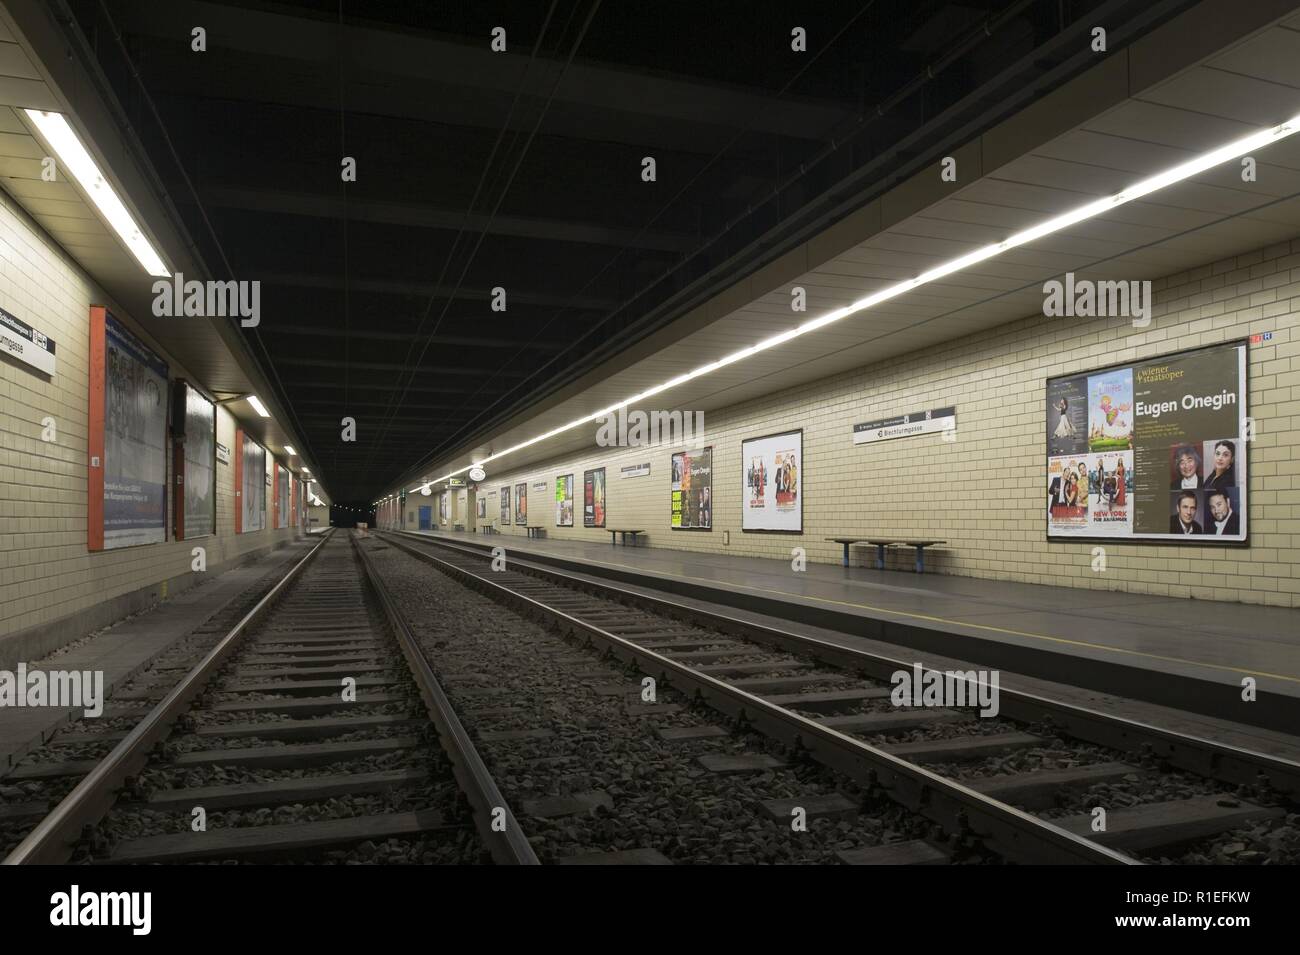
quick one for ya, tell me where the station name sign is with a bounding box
[0,306,56,376]
[620,463,650,478]
[853,406,956,444]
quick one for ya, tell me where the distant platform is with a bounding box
[401,529,1300,736]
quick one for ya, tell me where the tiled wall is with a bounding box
[0,186,298,640]
[389,238,1299,608]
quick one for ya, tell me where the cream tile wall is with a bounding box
[0,185,298,640]
[388,238,1299,608]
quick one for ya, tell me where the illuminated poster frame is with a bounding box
[1045,339,1247,546]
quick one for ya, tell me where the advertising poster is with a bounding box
[555,473,575,526]
[182,384,215,539]
[500,486,510,525]
[241,434,266,532]
[515,482,527,525]
[277,465,290,529]
[584,467,606,528]
[103,314,168,548]
[671,446,712,530]
[1046,341,1246,542]
[477,497,487,520]
[1047,375,1087,457]
[741,429,802,533]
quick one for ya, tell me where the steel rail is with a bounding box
[388,530,1300,800]
[350,535,539,865]
[377,531,1135,865]
[3,530,334,865]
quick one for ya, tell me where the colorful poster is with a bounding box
[671,447,712,530]
[1087,369,1134,452]
[555,474,574,526]
[741,430,802,532]
[1047,341,1246,542]
[584,468,606,528]
[102,314,168,548]
[515,482,527,525]
[181,383,215,539]
[500,486,510,525]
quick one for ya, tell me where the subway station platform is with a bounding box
[405,529,1300,739]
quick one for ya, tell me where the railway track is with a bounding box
[2,531,533,866]
[359,536,971,864]
[377,530,1300,866]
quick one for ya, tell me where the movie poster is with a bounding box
[515,482,527,525]
[741,430,802,532]
[500,486,510,525]
[241,434,266,532]
[181,383,215,539]
[102,314,168,548]
[1046,341,1246,542]
[584,468,606,528]
[671,447,712,530]
[555,474,574,526]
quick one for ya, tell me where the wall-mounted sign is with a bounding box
[1,305,56,376]
[621,463,650,478]
[852,407,955,444]
[532,481,546,492]
[216,442,230,465]
[448,477,465,488]
[468,466,486,482]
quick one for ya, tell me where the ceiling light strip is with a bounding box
[23,110,170,277]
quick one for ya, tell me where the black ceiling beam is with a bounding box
[112,0,854,141]
[254,272,620,312]
[199,186,697,254]
[279,381,474,395]
[260,324,565,350]
[276,357,530,377]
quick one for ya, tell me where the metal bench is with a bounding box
[827,538,946,573]
[865,539,946,574]
[525,525,545,539]
[608,528,645,546]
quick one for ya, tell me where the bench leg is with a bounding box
[876,544,886,571]
[915,546,925,574]
[841,543,849,568]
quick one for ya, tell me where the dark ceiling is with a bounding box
[63,0,1194,505]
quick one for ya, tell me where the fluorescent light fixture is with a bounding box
[246,395,271,417]
[283,445,297,455]
[24,110,170,277]
[409,112,1300,489]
